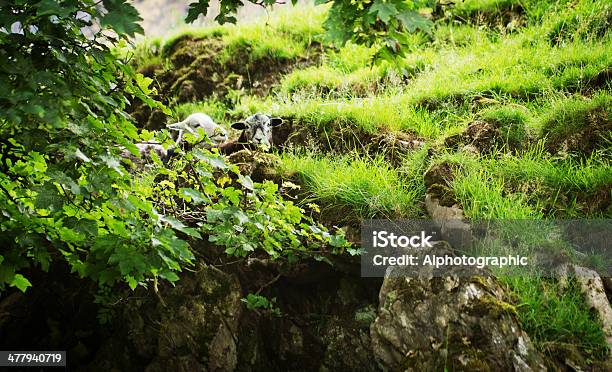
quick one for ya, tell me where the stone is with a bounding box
[370,241,547,371]
[556,264,612,357]
[425,194,474,250]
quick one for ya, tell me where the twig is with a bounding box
[153,276,167,308]
[255,273,281,295]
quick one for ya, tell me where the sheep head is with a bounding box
[230,113,283,148]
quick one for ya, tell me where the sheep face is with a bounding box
[231,114,283,148]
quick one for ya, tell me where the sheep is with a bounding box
[166,113,228,149]
[120,113,228,165]
[220,113,283,155]
[120,142,177,165]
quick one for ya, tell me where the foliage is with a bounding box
[0,0,173,292]
[0,0,349,294]
[146,147,350,261]
[184,0,433,62]
[317,0,433,61]
[241,294,282,317]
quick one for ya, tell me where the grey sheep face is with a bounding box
[167,113,228,147]
[231,113,283,148]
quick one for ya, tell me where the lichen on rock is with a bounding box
[370,241,547,371]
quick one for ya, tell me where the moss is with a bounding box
[354,305,377,328]
[473,293,518,318]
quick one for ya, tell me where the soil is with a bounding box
[445,117,528,154]
[275,118,425,166]
[129,36,324,130]
[543,103,612,157]
[424,161,458,207]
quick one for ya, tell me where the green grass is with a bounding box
[452,0,522,14]
[538,92,612,156]
[235,37,611,143]
[452,167,544,219]
[231,92,470,141]
[502,276,609,359]
[545,0,612,44]
[441,147,612,218]
[488,152,612,196]
[279,153,424,221]
[128,4,326,71]
[172,99,230,124]
[433,23,493,48]
[478,104,529,148]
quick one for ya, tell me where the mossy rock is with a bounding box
[370,241,549,371]
[90,264,243,372]
[129,35,321,129]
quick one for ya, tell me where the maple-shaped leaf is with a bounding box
[369,1,399,24]
[101,0,144,38]
[397,10,432,34]
[185,0,210,24]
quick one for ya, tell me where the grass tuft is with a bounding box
[503,276,609,359]
[279,153,424,221]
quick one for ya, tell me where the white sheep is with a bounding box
[167,113,228,148]
[120,113,228,165]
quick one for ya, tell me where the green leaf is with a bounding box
[397,10,432,34]
[186,0,210,23]
[193,150,228,170]
[180,188,208,204]
[329,234,348,248]
[159,270,180,282]
[101,0,144,37]
[369,1,398,23]
[348,247,366,256]
[126,275,138,290]
[238,174,254,191]
[75,149,91,163]
[160,216,202,239]
[10,274,32,293]
[34,183,64,211]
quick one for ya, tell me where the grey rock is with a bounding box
[370,241,547,371]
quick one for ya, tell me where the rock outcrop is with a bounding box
[370,241,547,371]
[90,264,243,372]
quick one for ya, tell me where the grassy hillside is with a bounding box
[131,0,611,364]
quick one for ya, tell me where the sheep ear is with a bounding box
[270,118,283,127]
[231,121,248,130]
